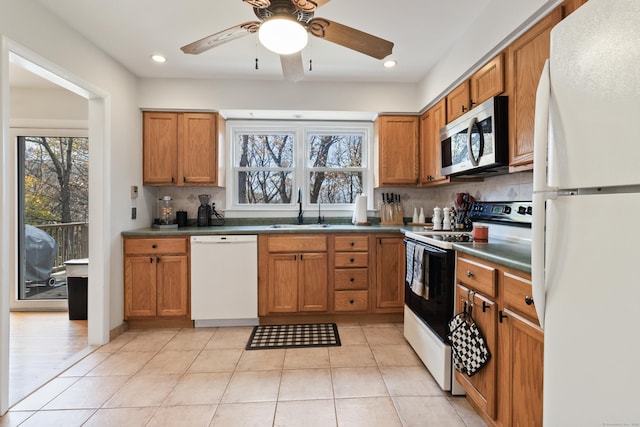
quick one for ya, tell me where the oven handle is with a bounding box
[404,238,448,256]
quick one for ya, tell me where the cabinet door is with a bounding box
[156,255,189,317]
[378,116,419,186]
[375,236,405,311]
[181,113,218,185]
[455,284,498,419]
[446,80,471,123]
[124,256,157,318]
[562,0,588,16]
[267,253,299,313]
[298,252,328,312]
[507,8,562,169]
[143,112,178,185]
[420,99,448,185]
[500,309,544,427]
[470,53,505,106]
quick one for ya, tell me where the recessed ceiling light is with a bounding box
[383,59,397,68]
[151,54,167,63]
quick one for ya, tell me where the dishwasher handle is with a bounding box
[191,235,257,244]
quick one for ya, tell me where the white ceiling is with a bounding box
[20,0,492,85]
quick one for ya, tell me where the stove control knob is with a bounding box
[518,206,527,215]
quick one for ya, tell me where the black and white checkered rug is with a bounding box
[246,323,341,350]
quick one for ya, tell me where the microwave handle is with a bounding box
[466,117,483,166]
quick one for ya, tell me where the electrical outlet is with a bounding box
[131,207,137,220]
[131,185,138,199]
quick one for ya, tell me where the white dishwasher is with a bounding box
[190,235,258,327]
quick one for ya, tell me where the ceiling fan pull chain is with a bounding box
[255,57,259,70]
[308,37,313,71]
[255,39,259,70]
[309,59,312,71]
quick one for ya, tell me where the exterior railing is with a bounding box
[36,222,89,271]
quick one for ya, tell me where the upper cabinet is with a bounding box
[506,8,562,171]
[143,111,224,186]
[447,54,505,123]
[563,0,588,16]
[419,98,448,185]
[377,115,420,187]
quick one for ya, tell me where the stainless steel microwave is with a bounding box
[440,96,509,177]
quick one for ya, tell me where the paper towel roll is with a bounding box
[352,194,368,224]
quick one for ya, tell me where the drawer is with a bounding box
[267,235,327,252]
[334,235,369,252]
[456,256,497,297]
[334,290,368,312]
[502,271,538,322]
[334,268,368,290]
[334,252,368,268]
[124,237,188,255]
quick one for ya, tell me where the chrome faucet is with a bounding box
[297,187,304,224]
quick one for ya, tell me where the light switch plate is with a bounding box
[131,185,138,199]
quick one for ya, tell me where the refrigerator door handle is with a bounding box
[531,192,547,329]
[533,59,552,194]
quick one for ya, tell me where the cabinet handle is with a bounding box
[149,257,153,263]
[499,310,508,323]
[524,296,534,305]
[470,100,476,107]
[156,257,160,263]
[183,176,187,183]
[466,270,474,278]
[461,105,467,113]
[482,301,490,312]
[171,176,175,183]
[300,254,304,260]
[293,255,297,261]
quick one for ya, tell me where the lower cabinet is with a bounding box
[123,237,190,325]
[258,232,405,319]
[259,234,329,315]
[455,253,543,427]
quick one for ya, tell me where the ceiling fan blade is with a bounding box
[291,0,331,12]
[243,0,270,7]
[308,18,393,60]
[181,22,260,55]
[280,51,305,82]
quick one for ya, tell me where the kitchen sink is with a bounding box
[269,223,330,229]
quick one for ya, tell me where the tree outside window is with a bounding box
[232,122,369,209]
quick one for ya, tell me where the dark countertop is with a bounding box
[121,223,406,237]
[453,239,531,273]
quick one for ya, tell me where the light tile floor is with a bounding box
[1,323,487,427]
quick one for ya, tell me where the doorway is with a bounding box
[2,47,109,414]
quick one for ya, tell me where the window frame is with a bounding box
[226,120,374,218]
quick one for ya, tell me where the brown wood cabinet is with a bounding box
[419,98,449,185]
[333,235,370,312]
[143,111,222,186]
[447,54,505,124]
[377,115,420,186]
[374,235,405,312]
[455,253,543,427]
[259,234,328,315]
[563,0,588,16]
[123,237,190,325]
[506,8,562,171]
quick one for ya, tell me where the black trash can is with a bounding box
[64,259,88,320]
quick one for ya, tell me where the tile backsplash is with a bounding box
[152,171,533,221]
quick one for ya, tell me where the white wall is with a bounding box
[1,0,144,369]
[10,87,87,122]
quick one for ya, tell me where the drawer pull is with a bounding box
[349,299,354,304]
[350,242,355,246]
[350,258,355,263]
[350,277,355,282]
[466,270,474,278]
[152,244,157,249]
[524,296,534,305]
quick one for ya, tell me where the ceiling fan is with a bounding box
[180,0,394,82]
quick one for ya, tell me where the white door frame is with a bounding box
[0,38,111,414]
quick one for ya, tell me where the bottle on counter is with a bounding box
[418,208,425,224]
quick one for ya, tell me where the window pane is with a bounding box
[235,133,294,168]
[309,171,363,204]
[308,134,363,167]
[238,170,293,204]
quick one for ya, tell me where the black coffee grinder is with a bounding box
[197,194,211,227]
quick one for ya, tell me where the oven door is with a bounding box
[404,239,455,342]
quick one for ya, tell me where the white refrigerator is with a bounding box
[532,0,640,425]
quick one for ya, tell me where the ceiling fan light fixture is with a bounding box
[258,17,308,55]
[151,54,167,63]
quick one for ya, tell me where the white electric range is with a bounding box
[403,201,532,394]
